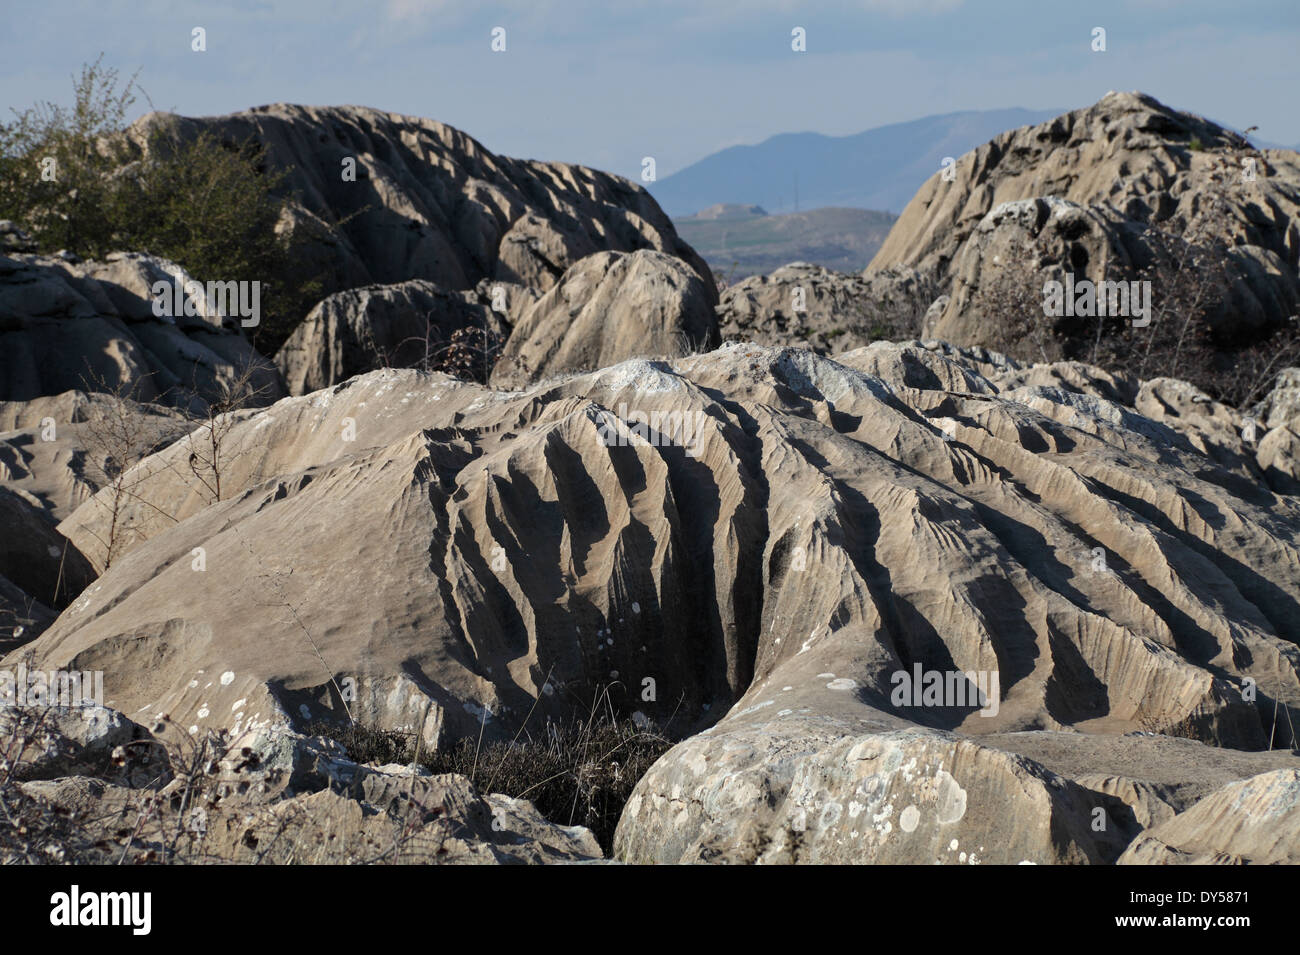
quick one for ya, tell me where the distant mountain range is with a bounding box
[650,108,1063,217]
[672,204,895,280]
[652,107,1298,222]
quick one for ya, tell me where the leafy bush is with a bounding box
[0,56,319,352]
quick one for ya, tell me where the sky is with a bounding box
[2,0,1297,180]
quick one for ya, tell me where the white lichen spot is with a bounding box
[935,770,968,825]
[220,671,235,686]
[826,677,858,691]
[899,804,920,833]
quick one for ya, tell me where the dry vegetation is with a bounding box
[974,219,1300,408]
[312,694,672,854]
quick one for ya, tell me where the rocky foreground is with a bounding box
[3,337,1300,863]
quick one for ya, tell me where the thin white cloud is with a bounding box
[383,0,965,23]
[857,0,965,14]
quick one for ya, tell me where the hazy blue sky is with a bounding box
[2,0,1296,179]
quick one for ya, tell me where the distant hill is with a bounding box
[673,205,896,279]
[651,108,1062,216]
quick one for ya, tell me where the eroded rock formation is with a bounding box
[8,340,1300,863]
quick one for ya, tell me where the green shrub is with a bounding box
[0,56,137,255]
[0,56,319,352]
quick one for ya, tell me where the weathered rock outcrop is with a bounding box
[0,390,192,644]
[274,278,516,395]
[865,92,1300,371]
[489,249,719,388]
[1251,367,1300,430]
[1117,769,1300,864]
[923,195,1294,353]
[615,716,1133,864]
[871,91,1300,291]
[9,338,1300,870]
[6,89,1299,865]
[2,710,601,865]
[0,250,285,410]
[0,485,95,614]
[128,105,714,311]
[716,263,934,355]
[0,390,192,522]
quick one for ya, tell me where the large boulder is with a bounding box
[126,105,715,314]
[489,250,720,389]
[1118,769,1300,864]
[1251,367,1300,431]
[614,715,1131,865]
[925,196,1292,360]
[274,279,514,395]
[0,485,95,615]
[866,91,1300,379]
[0,390,192,523]
[0,251,286,411]
[716,264,934,355]
[871,91,1300,291]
